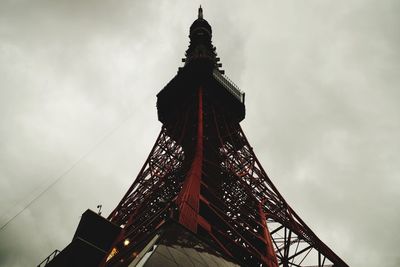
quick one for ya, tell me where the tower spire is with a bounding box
[198,5,203,19]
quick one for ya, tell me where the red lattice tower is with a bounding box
[103,7,348,267]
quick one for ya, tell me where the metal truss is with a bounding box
[215,116,348,267]
[104,127,186,265]
[103,88,348,267]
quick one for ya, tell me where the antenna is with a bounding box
[198,5,203,19]
[97,204,102,215]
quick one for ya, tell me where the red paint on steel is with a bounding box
[259,199,279,267]
[176,87,204,233]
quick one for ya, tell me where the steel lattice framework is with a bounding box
[101,7,348,267]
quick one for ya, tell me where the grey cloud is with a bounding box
[0,1,399,266]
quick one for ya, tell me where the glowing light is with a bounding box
[106,247,118,262]
[124,239,130,246]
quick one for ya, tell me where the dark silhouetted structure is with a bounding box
[40,6,348,267]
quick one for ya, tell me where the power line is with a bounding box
[0,112,136,232]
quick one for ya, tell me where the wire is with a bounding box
[0,112,136,232]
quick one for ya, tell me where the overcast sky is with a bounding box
[0,1,399,266]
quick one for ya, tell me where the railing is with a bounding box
[37,249,60,267]
[213,69,245,103]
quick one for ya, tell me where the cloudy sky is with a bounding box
[0,1,399,266]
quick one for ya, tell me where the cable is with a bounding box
[0,112,136,232]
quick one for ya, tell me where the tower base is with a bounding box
[111,221,240,267]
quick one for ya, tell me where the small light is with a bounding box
[106,248,118,262]
[124,239,130,246]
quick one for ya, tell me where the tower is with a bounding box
[102,7,348,267]
[39,6,349,267]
